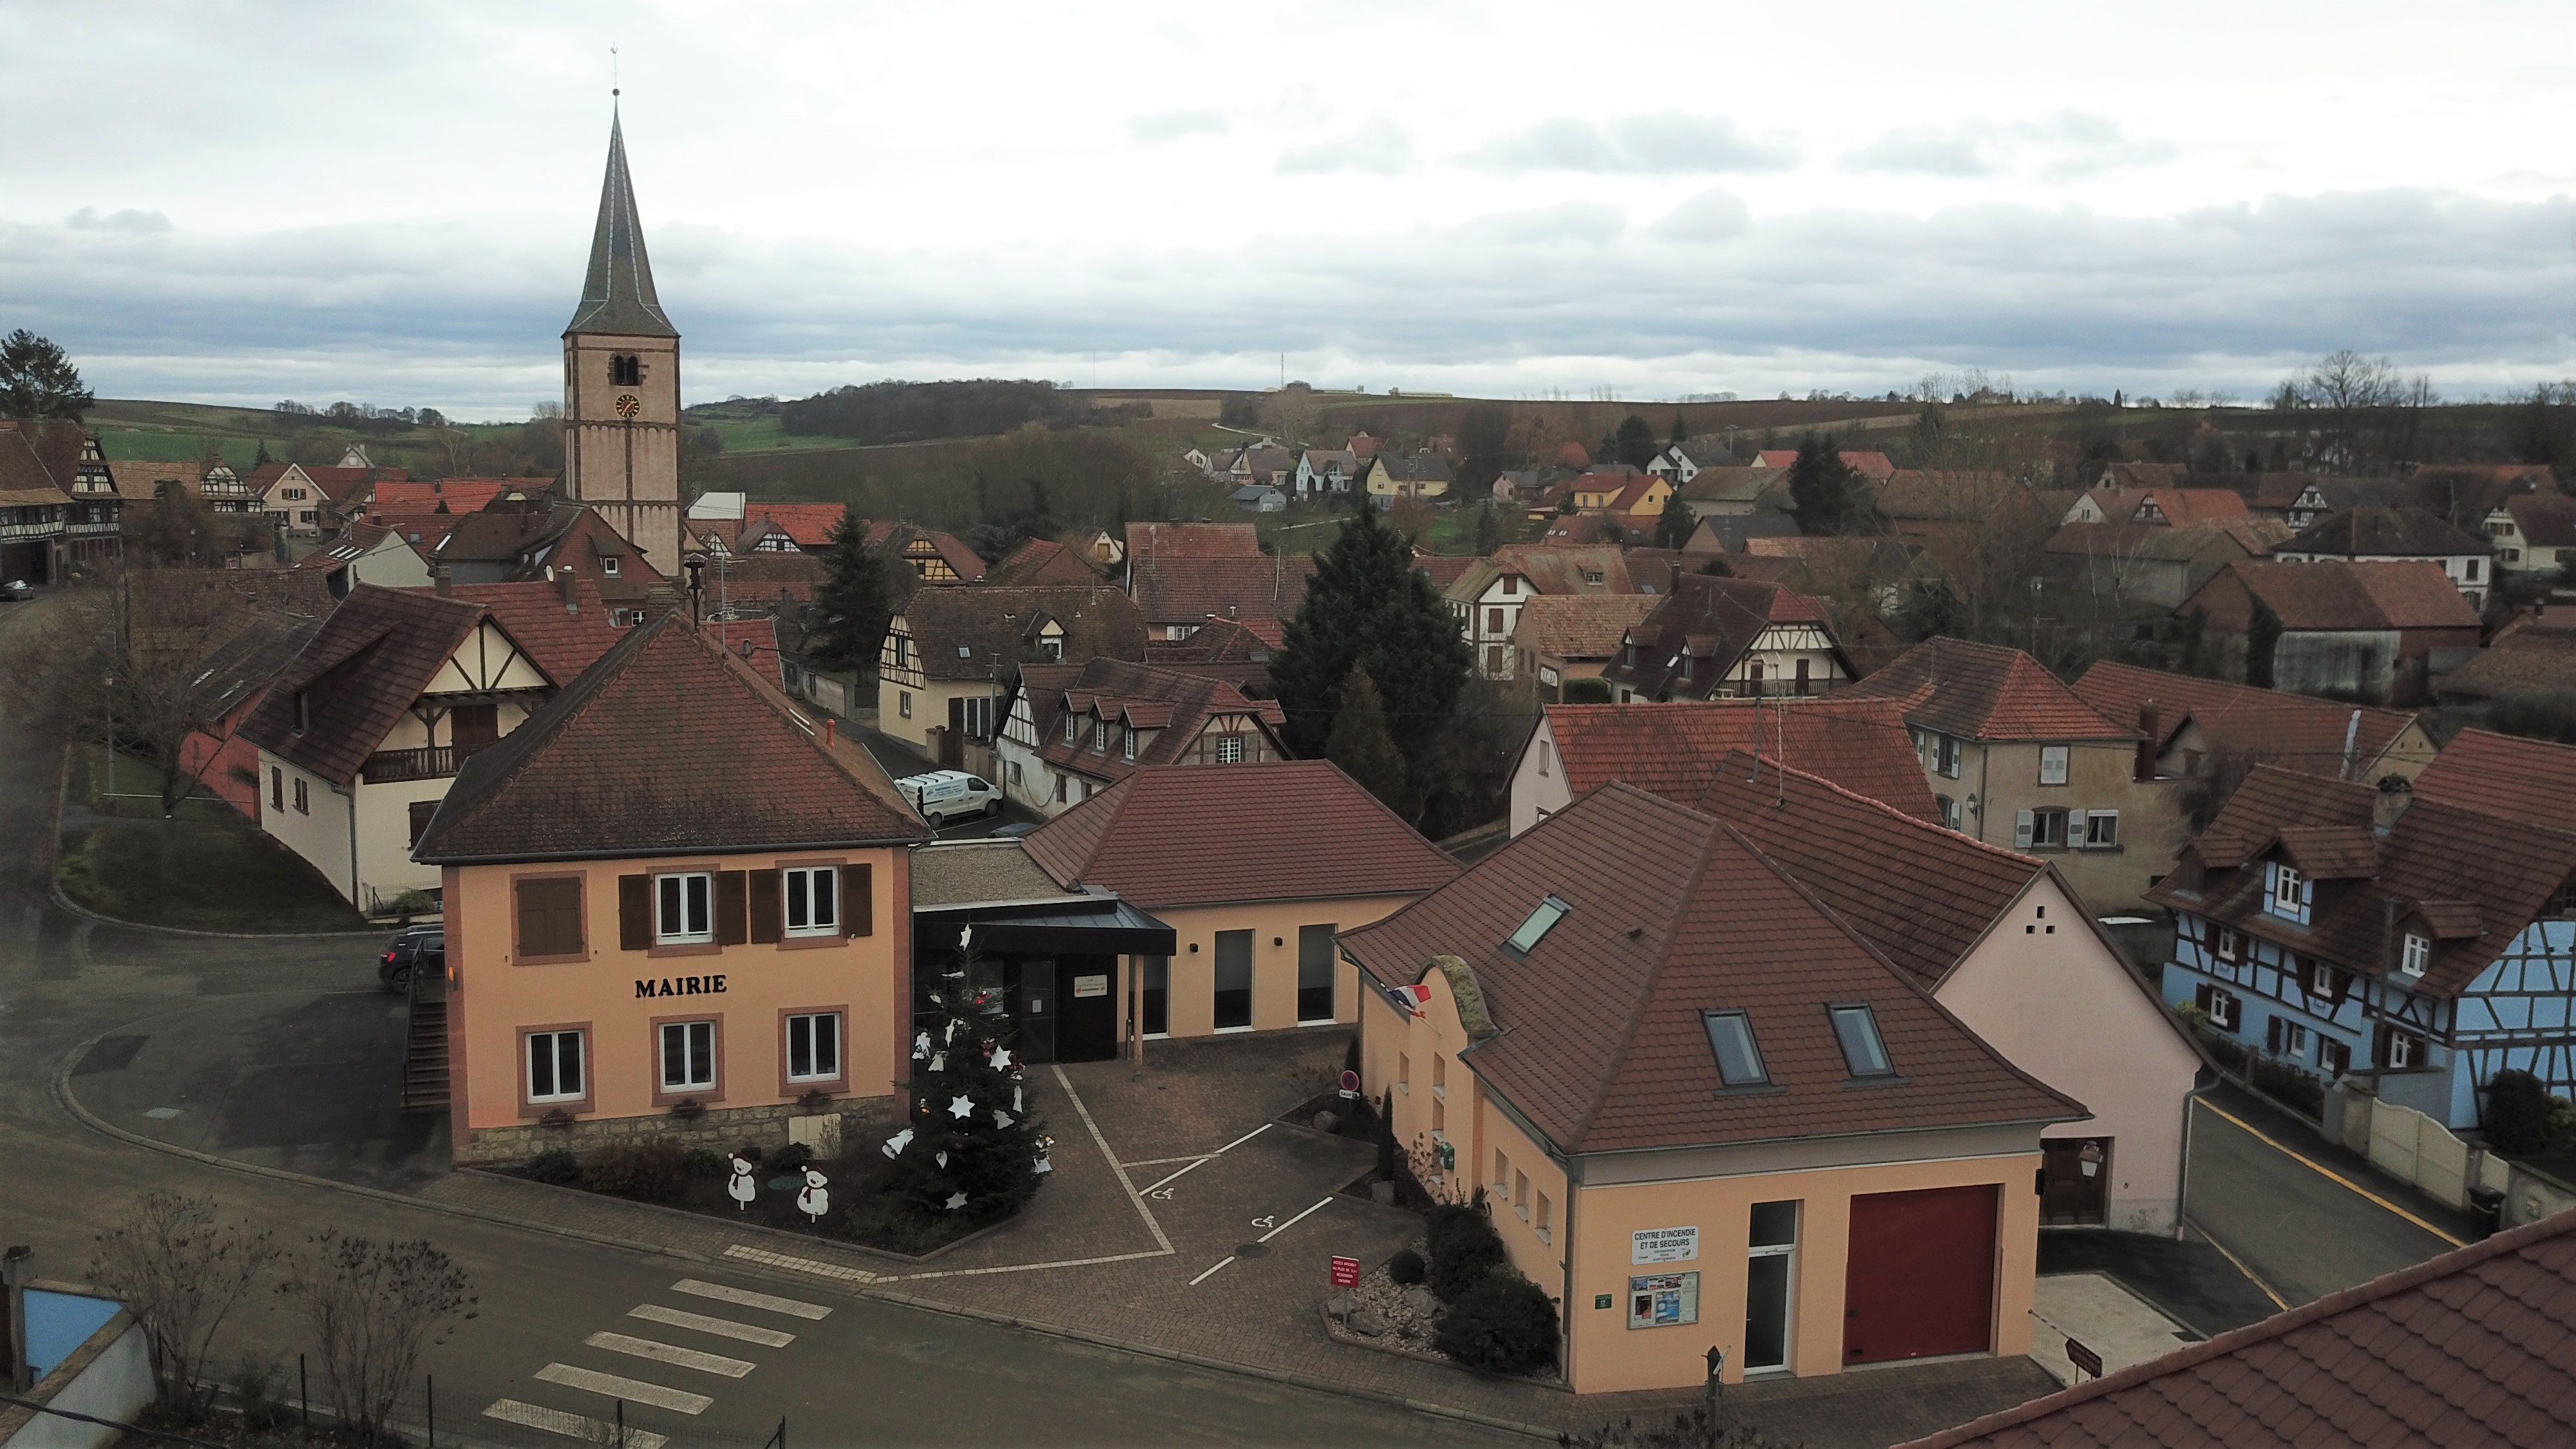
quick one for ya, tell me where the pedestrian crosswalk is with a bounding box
[483,1276,833,1443]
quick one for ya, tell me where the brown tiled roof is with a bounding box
[2041,520,2276,564]
[2414,728,2576,828]
[2072,661,2425,781]
[2151,764,2576,996]
[1841,450,1896,481]
[1128,553,1312,629]
[705,615,782,686]
[1847,638,2131,743]
[705,549,827,605]
[238,585,490,784]
[1675,466,1772,505]
[1125,521,1261,560]
[2128,488,2251,527]
[434,577,631,684]
[1511,594,1661,663]
[1901,1208,2576,1449]
[2280,505,2490,559]
[730,502,849,549]
[106,459,198,501]
[1484,544,1645,596]
[2271,825,2380,878]
[1142,615,1273,688]
[303,464,401,502]
[898,586,1146,681]
[120,567,341,714]
[1019,658,1286,787]
[1542,699,1937,820]
[2207,560,2483,632]
[1597,574,1842,701]
[414,611,923,864]
[0,427,69,507]
[2506,493,2576,550]
[981,537,1101,587]
[1698,752,2047,989]
[368,479,520,516]
[1022,760,1455,909]
[1341,782,2082,1155]
[873,522,988,582]
[1415,554,1479,592]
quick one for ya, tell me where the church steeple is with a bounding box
[565,109,677,339]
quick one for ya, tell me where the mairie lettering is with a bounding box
[634,974,728,998]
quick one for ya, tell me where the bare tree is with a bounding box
[276,1231,475,1443]
[88,1191,278,1415]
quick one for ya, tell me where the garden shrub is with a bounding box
[524,1148,580,1185]
[770,1141,815,1176]
[2487,1069,2555,1156]
[582,1140,691,1203]
[681,1148,726,1179]
[1387,1248,1425,1285]
[1425,1200,1486,1261]
[1434,1271,1558,1374]
[1430,1216,1507,1302]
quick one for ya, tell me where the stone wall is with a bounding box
[457,1095,896,1166]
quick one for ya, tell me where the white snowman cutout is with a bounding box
[725,1154,757,1211]
[795,1166,831,1223]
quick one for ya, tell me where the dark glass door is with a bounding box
[1141,955,1168,1036]
[1011,958,1056,1063]
[1213,931,1253,1030]
[1056,956,1116,1063]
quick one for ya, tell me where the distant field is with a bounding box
[86,398,527,473]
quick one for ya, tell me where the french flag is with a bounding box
[1382,982,1431,1018]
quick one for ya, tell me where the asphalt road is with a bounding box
[0,589,1514,1448]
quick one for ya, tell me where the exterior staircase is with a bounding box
[401,973,451,1114]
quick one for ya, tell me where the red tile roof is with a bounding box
[415,611,923,864]
[1125,521,1262,560]
[1902,1208,2576,1449]
[2128,488,2251,527]
[238,586,489,784]
[1541,699,1937,820]
[1341,782,2083,1154]
[433,577,632,684]
[741,502,851,549]
[1022,760,1457,909]
[705,616,782,686]
[896,587,1146,681]
[1128,553,1313,629]
[368,479,521,516]
[2201,559,2483,632]
[1016,658,1286,787]
[1596,574,1841,702]
[2072,661,2427,781]
[2414,728,2576,828]
[1511,594,1662,663]
[1415,554,1480,592]
[1142,616,1274,689]
[1847,638,2131,743]
[2506,493,2576,551]
[2280,504,2491,559]
[981,536,1101,587]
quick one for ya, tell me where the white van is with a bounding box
[896,770,1003,826]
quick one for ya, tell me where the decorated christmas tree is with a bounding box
[879,942,1051,1226]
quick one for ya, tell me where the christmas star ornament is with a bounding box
[882,1128,914,1159]
[944,1191,969,1211]
[991,1047,1013,1070]
[949,1094,974,1119]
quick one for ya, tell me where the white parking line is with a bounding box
[1189,1197,1337,1288]
[533,1363,712,1415]
[717,1245,880,1284]
[670,1278,834,1319]
[1136,1123,1273,1196]
[582,1331,756,1378]
[1188,1256,1236,1286]
[484,1397,670,1449]
[629,1303,797,1348]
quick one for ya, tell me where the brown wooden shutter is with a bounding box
[516,878,583,956]
[619,874,650,951]
[750,869,782,944]
[717,870,749,946]
[847,862,873,937]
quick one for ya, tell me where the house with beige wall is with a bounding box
[996,658,1287,815]
[415,613,927,1163]
[1021,761,1457,1039]
[876,585,1146,759]
[1341,782,2083,1393]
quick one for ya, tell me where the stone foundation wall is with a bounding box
[459,1095,896,1166]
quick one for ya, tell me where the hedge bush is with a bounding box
[524,1149,580,1185]
[1434,1271,1558,1374]
[1430,1217,1507,1302]
[2488,1069,2556,1156]
[1387,1248,1425,1285]
[582,1140,691,1203]
[1425,1200,1486,1260]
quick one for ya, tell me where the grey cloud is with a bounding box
[1842,112,2177,180]
[1128,109,1228,144]
[1276,117,1412,175]
[1653,188,1751,242]
[2025,111,2178,181]
[67,207,174,233]
[1466,112,1795,175]
[1842,124,2002,177]
[1470,201,1627,247]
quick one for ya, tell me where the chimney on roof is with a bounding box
[2134,703,2158,782]
[558,567,578,613]
[1669,560,1682,595]
[2374,774,2413,835]
[433,566,451,599]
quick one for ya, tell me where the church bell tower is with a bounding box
[560,106,682,571]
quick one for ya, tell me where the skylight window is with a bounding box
[1506,895,1569,954]
[1829,1005,1894,1078]
[1703,1011,1767,1087]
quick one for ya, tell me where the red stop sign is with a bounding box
[1330,1255,1361,1288]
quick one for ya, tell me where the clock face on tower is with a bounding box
[614,393,642,420]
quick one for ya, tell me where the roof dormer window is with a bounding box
[2400,933,2429,978]
[1064,712,1077,745]
[1122,730,1137,764]
[294,692,311,734]
[1093,719,1108,754]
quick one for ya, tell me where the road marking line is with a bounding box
[1258,1197,1335,1243]
[483,1397,670,1449]
[1136,1122,1273,1196]
[583,1331,757,1378]
[1189,1256,1236,1286]
[718,1245,880,1284]
[1119,1154,1216,1169]
[531,1363,712,1415]
[1054,1063,1173,1254]
[670,1278,832,1320]
[628,1303,797,1348]
[899,1249,1171,1281]
[2193,1098,2467,1247]
[2182,1215,2291,1312]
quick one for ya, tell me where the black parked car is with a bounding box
[379,925,443,992]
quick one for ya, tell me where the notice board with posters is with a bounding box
[1627,1271,1700,1329]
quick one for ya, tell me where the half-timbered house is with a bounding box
[996,657,1288,815]
[2153,761,2576,1130]
[1595,565,1852,703]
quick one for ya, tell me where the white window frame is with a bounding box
[2400,933,2430,978]
[2386,1030,2422,1070]
[2216,925,2242,962]
[1937,735,1962,779]
[526,1028,585,1103]
[659,1019,715,1093]
[786,1011,842,1083]
[1122,730,1137,763]
[1745,1201,1799,1373]
[2083,810,2119,849]
[2038,745,2069,786]
[1065,713,1078,744]
[2204,987,2240,1031]
[898,690,912,719]
[601,556,621,577]
[1215,735,1245,764]
[783,866,838,937]
[2269,863,2306,920]
[656,871,714,945]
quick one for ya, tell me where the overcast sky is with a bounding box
[5,1,2573,419]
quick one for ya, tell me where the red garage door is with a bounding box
[1842,1184,1998,1365]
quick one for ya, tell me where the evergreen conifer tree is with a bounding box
[808,510,896,674]
[1669,412,1689,446]
[1268,498,1473,764]
[1325,667,1407,809]
[1786,433,1882,536]
[1615,414,1658,469]
[879,942,1050,1226]
[1472,500,1502,556]
[1654,489,1696,550]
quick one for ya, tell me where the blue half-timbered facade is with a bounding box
[2152,763,2576,1132]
